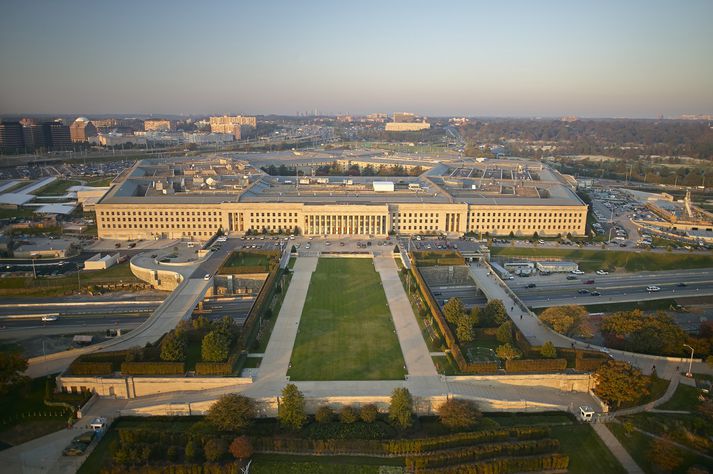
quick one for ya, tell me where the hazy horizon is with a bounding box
[1,0,712,118]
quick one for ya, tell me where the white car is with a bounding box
[596,270,609,275]
[203,273,211,280]
[571,269,585,275]
[41,315,59,322]
[646,285,661,292]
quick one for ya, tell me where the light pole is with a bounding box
[608,227,615,244]
[683,344,694,377]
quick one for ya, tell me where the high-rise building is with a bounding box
[69,117,98,142]
[22,123,45,150]
[41,121,72,150]
[0,121,25,153]
[209,115,256,139]
[143,119,175,132]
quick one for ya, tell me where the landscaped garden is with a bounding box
[218,250,278,274]
[77,386,621,474]
[287,258,406,381]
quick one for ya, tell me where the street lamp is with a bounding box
[683,344,695,378]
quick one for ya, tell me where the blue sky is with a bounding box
[0,0,711,117]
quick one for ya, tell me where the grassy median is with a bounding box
[288,258,406,381]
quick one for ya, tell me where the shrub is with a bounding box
[206,394,256,432]
[314,405,334,424]
[438,399,482,430]
[67,361,112,375]
[496,321,513,344]
[540,341,557,358]
[201,330,231,362]
[229,435,254,460]
[203,438,228,462]
[496,343,521,361]
[360,404,378,423]
[340,406,358,424]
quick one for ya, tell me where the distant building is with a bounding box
[184,132,234,144]
[69,117,97,142]
[365,113,387,123]
[209,115,257,139]
[84,253,119,270]
[96,133,147,147]
[0,121,25,153]
[336,115,352,123]
[41,121,72,149]
[22,123,45,150]
[393,112,418,123]
[385,121,430,132]
[143,119,174,132]
[561,115,578,122]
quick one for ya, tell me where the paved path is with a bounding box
[374,256,438,378]
[612,373,680,417]
[256,257,318,385]
[592,423,644,473]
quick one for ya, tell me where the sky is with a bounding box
[0,0,712,118]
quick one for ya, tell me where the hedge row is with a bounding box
[405,439,560,470]
[423,453,569,474]
[460,361,499,374]
[102,463,243,474]
[254,427,550,457]
[236,262,282,352]
[120,362,185,375]
[194,352,243,376]
[504,358,567,373]
[382,427,551,456]
[67,361,113,375]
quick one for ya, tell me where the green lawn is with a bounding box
[219,251,276,274]
[0,207,36,219]
[658,384,703,411]
[491,247,713,272]
[288,258,406,381]
[551,424,626,474]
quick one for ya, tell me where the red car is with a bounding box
[584,279,595,284]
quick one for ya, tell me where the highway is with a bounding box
[508,268,713,308]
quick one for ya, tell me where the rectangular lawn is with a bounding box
[288,258,406,380]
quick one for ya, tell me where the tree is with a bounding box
[469,307,480,327]
[203,438,228,462]
[650,436,683,473]
[539,305,588,337]
[593,360,649,409]
[438,398,482,430]
[314,405,334,423]
[496,343,521,361]
[456,313,475,343]
[160,330,186,361]
[496,321,513,344]
[201,330,231,362]
[340,405,358,424]
[229,436,254,460]
[279,383,306,430]
[389,387,413,430]
[540,341,557,358]
[481,300,508,327]
[360,404,378,423]
[0,352,28,395]
[443,298,465,324]
[206,394,256,432]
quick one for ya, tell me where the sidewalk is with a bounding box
[592,423,644,474]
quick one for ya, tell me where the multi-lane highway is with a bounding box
[508,268,713,308]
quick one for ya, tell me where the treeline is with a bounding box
[459,119,713,161]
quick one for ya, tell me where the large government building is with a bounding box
[95,152,588,240]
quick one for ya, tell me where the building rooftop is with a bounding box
[98,153,585,208]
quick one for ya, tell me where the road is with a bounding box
[509,268,713,307]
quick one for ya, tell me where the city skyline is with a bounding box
[1,0,712,118]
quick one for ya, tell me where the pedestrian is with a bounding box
[520,314,523,320]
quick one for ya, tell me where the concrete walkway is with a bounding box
[257,257,318,385]
[592,423,645,474]
[612,373,680,417]
[374,256,438,378]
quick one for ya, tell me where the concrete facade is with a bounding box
[57,375,252,399]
